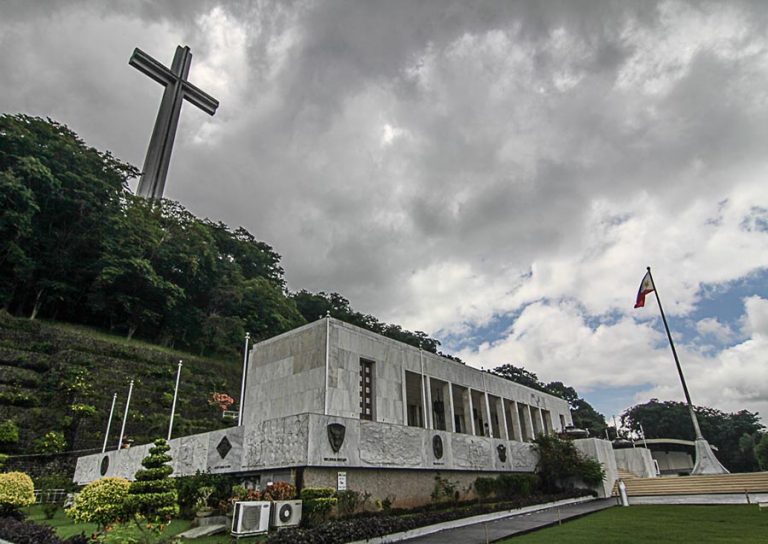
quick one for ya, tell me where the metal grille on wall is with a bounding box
[359,359,374,420]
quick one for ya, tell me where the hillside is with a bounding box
[0,310,239,458]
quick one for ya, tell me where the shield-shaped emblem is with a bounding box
[327,423,346,453]
[497,444,507,462]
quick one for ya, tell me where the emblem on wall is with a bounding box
[327,423,346,453]
[216,436,232,459]
[100,455,109,476]
[497,444,507,463]
[432,435,444,460]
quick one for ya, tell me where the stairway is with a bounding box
[613,470,768,497]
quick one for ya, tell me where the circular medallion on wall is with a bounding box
[100,455,109,476]
[432,435,444,459]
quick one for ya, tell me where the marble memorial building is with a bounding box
[75,317,576,505]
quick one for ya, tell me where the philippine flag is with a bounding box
[634,270,655,308]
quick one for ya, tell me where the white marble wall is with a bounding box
[614,448,657,478]
[573,438,619,498]
[242,321,326,427]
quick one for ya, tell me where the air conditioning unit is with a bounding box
[271,500,302,528]
[231,501,271,536]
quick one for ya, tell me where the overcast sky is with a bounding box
[3,0,768,426]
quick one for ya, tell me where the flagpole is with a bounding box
[238,332,250,426]
[117,380,134,450]
[645,266,704,440]
[167,360,182,441]
[102,393,117,454]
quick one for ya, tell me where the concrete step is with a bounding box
[177,524,227,539]
[612,472,768,497]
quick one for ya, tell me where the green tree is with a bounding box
[755,433,768,471]
[125,438,179,542]
[622,399,764,472]
[533,434,604,493]
[0,114,136,320]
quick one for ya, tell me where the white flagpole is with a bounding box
[238,332,250,426]
[117,380,134,449]
[101,393,117,453]
[167,360,183,441]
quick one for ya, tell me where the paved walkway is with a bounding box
[403,498,616,543]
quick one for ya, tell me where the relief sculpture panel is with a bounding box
[360,422,422,466]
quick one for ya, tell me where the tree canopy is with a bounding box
[622,399,764,472]
[0,114,441,357]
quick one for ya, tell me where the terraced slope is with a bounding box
[0,311,240,455]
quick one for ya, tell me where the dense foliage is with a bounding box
[175,472,239,519]
[0,114,441,358]
[0,516,87,544]
[756,433,768,471]
[300,487,338,526]
[533,435,605,493]
[622,399,765,472]
[491,364,607,436]
[66,477,130,529]
[0,471,35,515]
[474,473,539,500]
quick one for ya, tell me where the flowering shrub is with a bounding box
[66,477,130,529]
[208,392,235,412]
[261,481,296,501]
[229,485,260,504]
[0,471,35,514]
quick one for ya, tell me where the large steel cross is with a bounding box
[130,45,219,200]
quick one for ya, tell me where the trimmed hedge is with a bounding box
[0,471,35,512]
[268,490,593,544]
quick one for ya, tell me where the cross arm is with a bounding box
[129,48,175,86]
[182,82,219,116]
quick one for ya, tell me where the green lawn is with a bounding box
[502,505,768,543]
[25,505,265,543]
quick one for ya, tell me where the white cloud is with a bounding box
[3,1,768,421]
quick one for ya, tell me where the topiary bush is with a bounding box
[0,471,35,516]
[124,438,179,540]
[300,487,337,526]
[66,476,130,529]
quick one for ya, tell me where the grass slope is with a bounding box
[0,311,240,458]
[505,505,768,543]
